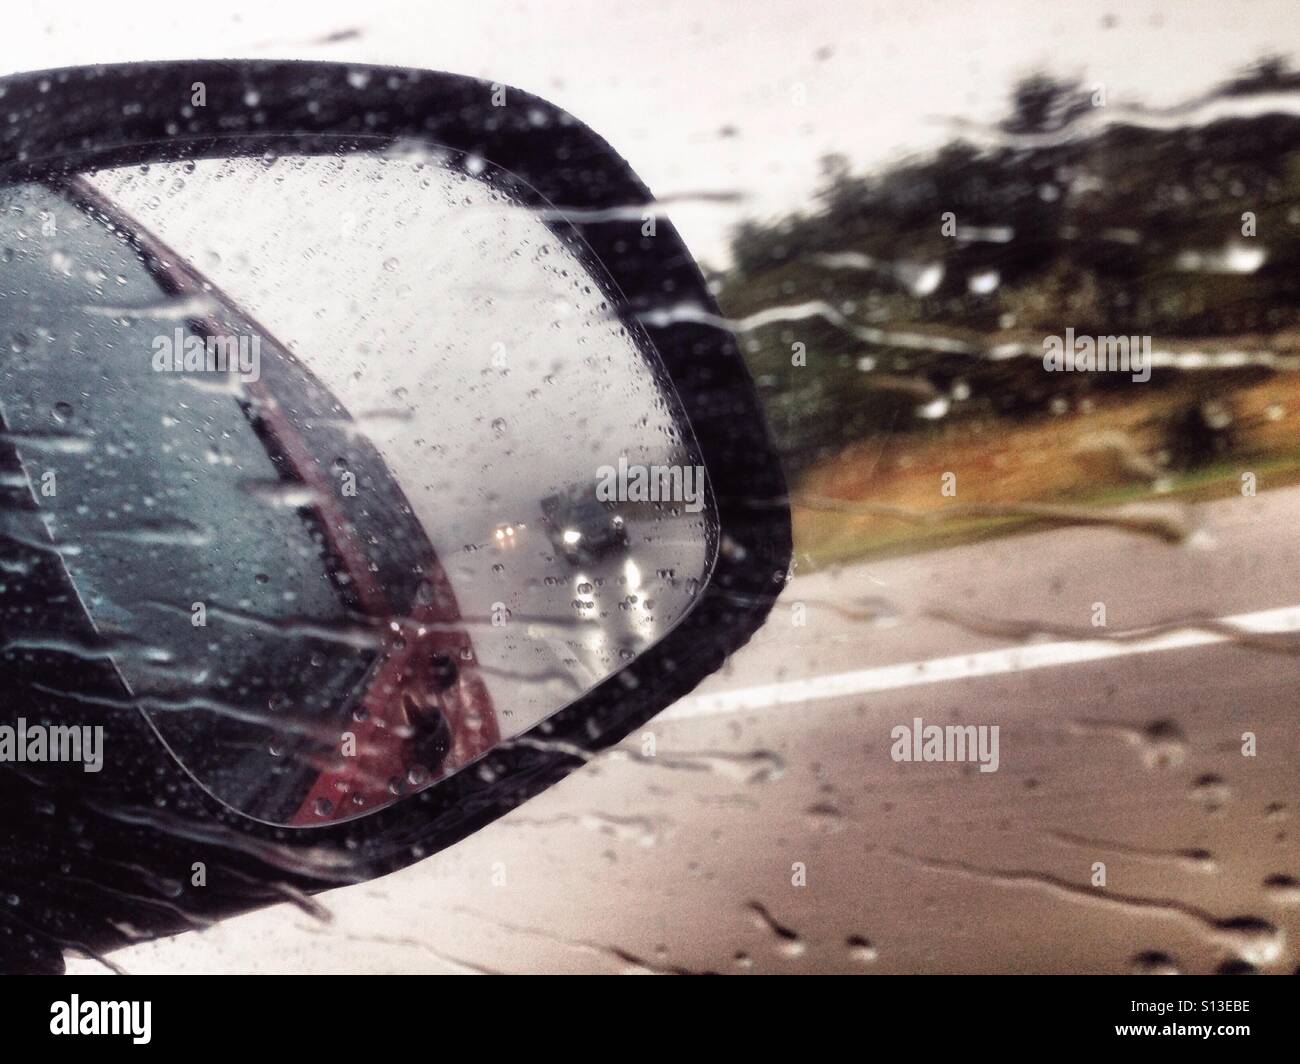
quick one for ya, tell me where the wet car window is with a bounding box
[1,1,1292,979]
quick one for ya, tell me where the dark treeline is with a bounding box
[719,58,1300,472]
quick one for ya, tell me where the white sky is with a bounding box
[6,0,1300,267]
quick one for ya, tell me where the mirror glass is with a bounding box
[0,144,716,825]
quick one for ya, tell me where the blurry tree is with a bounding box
[717,62,1300,472]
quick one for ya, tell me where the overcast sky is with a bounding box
[6,1,1298,266]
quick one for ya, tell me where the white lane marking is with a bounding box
[663,605,1300,721]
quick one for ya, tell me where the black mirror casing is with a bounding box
[0,61,790,972]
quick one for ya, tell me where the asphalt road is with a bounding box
[69,484,1300,973]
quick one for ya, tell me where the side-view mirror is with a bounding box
[0,60,790,972]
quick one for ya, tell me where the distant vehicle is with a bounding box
[540,487,629,563]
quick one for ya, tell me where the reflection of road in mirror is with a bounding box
[84,150,717,750]
[0,150,721,826]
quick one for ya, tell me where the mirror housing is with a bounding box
[0,60,790,971]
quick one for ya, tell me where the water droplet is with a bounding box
[1190,773,1231,812]
[846,935,878,964]
[1129,950,1181,975]
[1262,874,1300,905]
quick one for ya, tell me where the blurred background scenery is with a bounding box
[717,58,1300,565]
